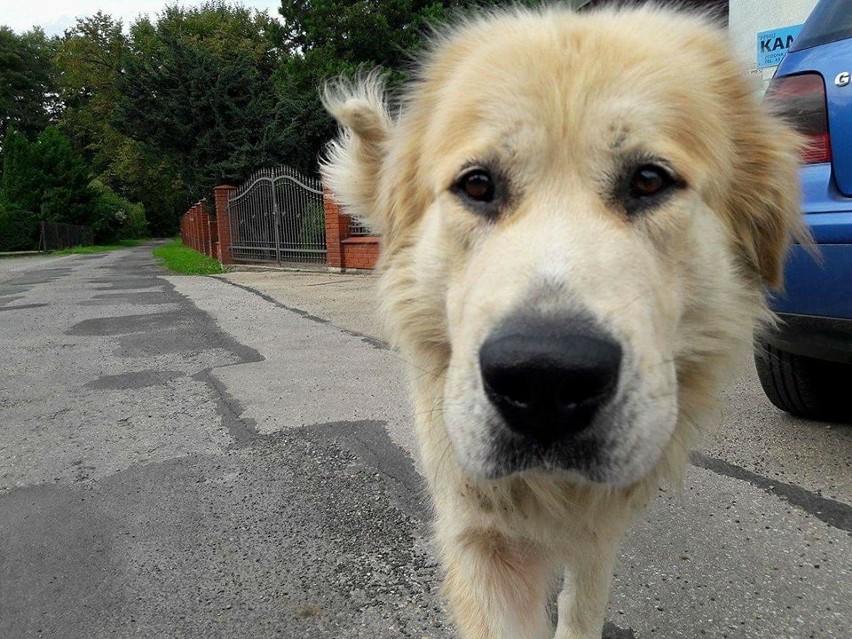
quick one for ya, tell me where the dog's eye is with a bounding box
[628,165,672,198]
[456,169,495,203]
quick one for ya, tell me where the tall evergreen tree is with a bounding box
[1,126,94,225]
[0,27,57,152]
[114,2,288,232]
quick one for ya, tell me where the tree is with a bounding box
[54,13,125,176]
[113,2,288,233]
[272,0,541,175]
[0,27,57,152]
[1,126,94,226]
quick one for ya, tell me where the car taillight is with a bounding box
[766,73,832,164]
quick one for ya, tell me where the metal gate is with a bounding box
[227,166,326,264]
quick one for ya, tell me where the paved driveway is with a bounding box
[0,246,849,638]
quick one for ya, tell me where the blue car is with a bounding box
[755,0,852,422]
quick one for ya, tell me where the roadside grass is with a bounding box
[152,238,223,275]
[54,239,145,255]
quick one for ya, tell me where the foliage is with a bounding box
[1,0,542,239]
[152,238,224,275]
[0,200,39,251]
[53,239,144,254]
[115,3,288,229]
[300,202,327,246]
[272,0,541,175]
[1,127,95,226]
[54,14,126,182]
[0,126,146,247]
[88,179,148,242]
[54,13,181,237]
[0,27,57,151]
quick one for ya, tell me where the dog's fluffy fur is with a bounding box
[322,6,803,638]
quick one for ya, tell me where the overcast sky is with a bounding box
[3,1,284,35]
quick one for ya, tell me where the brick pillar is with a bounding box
[196,203,203,254]
[214,185,237,265]
[191,204,198,251]
[191,203,197,251]
[198,200,210,255]
[187,208,192,249]
[323,187,350,270]
[187,205,194,250]
[201,200,212,257]
[208,216,219,260]
[187,206,193,250]
[195,202,203,252]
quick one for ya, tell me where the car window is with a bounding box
[790,0,852,52]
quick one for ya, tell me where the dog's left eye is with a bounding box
[628,165,673,198]
[455,169,496,203]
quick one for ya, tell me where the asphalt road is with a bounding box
[0,245,849,639]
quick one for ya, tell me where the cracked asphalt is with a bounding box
[0,245,849,638]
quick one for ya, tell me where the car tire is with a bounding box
[754,341,852,423]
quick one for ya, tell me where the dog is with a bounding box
[322,5,804,638]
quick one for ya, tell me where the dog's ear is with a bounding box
[321,74,392,236]
[721,79,808,289]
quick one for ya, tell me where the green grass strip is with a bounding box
[54,239,145,254]
[152,238,223,275]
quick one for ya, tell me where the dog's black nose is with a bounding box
[479,319,622,444]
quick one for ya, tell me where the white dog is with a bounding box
[322,6,803,638]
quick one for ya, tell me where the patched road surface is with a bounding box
[0,245,849,639]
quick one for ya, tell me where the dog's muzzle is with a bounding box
[479,316,622,446]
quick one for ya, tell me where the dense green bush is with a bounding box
[0,128,148,248]
[1,126,95,227]
[0,200,39,251]
[89,180,148,242]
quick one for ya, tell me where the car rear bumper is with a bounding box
[762,313,852,365]
[771,241,852,319]
[769,163,852,320]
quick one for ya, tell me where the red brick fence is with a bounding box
[179,180,380,271]
[179,200,218,260]
[322,189,380,271]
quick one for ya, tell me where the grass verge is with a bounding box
[54,239,145,255]
[152,238,223,275]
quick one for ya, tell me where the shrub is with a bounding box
[0,201,39,251]
[89,180,148,242]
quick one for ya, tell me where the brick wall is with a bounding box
[322,189,380,270]
[177,198,220,262]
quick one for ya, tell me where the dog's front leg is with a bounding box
[553,528,622,639]
[439,527,557,639]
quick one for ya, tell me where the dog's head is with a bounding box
[322,8,803,485]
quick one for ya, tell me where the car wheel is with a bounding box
[754,341,852,423]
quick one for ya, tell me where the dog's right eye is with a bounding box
[454,169,496,204]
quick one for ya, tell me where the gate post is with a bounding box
[214,185,236,266]
[208,208,219,260]
[200,200,211,257]
[195,203,203,252]
[323,187,350,270]
[191,203,198,251]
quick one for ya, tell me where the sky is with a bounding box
[2,1,284,35]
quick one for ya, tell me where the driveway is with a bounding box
[0,246,849,638]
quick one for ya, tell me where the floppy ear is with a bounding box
[321,74,392,235]
[722,84,807,289]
